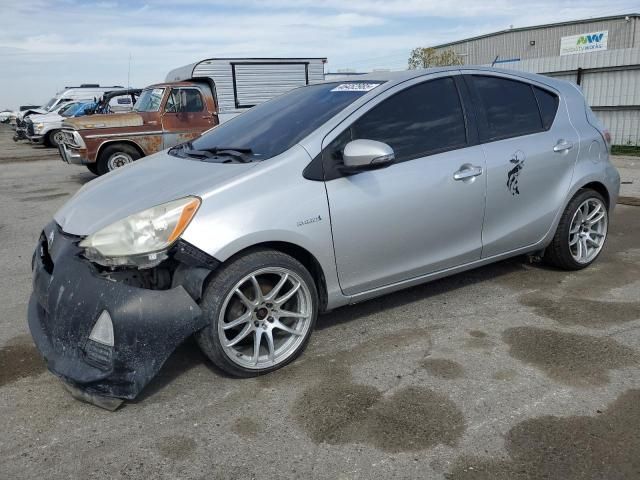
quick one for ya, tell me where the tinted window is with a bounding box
[471,75,543,141]
[184,81,384,161]
[348,77,467,162]
[533,86,559,130]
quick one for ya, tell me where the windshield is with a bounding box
[44,97,58,111]
[134,88,165,112]
[181,81,384,162]
[61,102,92,117]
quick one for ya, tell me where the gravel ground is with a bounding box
[1,126,639,479]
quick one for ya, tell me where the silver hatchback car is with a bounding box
[29,67,620,408]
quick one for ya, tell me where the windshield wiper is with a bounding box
[169,143,255,163]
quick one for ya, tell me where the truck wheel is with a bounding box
[86,163,99,175]
[196,249,318,377]
[46,130,65,148]
[97,144,141,175]
[544,189,609,270]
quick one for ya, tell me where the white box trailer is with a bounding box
[165,57,327,122]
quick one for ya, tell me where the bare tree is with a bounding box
[408,47,463,69]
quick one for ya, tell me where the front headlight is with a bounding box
[79,196,201,267]
[35,123,44,132]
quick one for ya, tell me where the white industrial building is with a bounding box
[432,14,640,145]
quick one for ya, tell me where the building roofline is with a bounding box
[431,13,639,49]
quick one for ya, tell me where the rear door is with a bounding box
[161,87,214,148]
[324,74,487,295]
[465,73,579,257]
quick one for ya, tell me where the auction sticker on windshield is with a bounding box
[331,83,382,92]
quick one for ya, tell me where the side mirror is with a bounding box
[341,139,395,174]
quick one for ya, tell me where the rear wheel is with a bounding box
[86,163,99,175]
[96,144,141,175]
[544,189,608,270]
[196,249,318,377]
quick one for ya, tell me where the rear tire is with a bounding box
[196,249,318,377]
[544,189,608,270]
[86,163,99,175]
[96,144,141,175]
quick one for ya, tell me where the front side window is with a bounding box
[471,75,543,141]
[134,88,165,112]
[328,77,467,164]
[165,88,205,113]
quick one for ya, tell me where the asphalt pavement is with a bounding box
[1,125,639,479]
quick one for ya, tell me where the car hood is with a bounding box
[63,112,143,130]
[29,112,62,124]
[55,151,258,236]
[18,108,46,119]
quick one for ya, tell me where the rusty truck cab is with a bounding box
[59,81,217,175]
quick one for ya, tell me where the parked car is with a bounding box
[0,110,13,123]
[57,57,327,175]
[29,67,619,409]
[13,85,127,141]
[26,101,96,147]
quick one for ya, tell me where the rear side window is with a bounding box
[349,77,467,162]
[470,75,543,141]
[533,86,559,130]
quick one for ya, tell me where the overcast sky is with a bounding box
[1,0,637,109]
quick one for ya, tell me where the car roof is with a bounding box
[146,81,204,89]
[327,66,570,92]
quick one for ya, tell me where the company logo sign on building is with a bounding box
[560,31,608,56]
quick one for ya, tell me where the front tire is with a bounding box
[196,249,318,377]
[86,163,99,175]
[544,189,608,270]
[96,144,141,175]
[46,129,65,148]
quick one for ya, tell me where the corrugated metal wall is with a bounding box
[442,17,638,65]
[234,63,307,107]
[189,58,325,117]
[596,110,640,145]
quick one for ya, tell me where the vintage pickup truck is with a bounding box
[58,57,327,175]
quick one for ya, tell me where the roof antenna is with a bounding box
[491,55,499,67]
[127,53,132,88]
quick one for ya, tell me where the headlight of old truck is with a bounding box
[79,197,201,267]
[35,123,44,132]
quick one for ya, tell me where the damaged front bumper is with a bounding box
[28,222,212,407]
[58,142,86,165]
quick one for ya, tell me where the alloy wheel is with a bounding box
[568,197,607,264]
[218,267,313,370]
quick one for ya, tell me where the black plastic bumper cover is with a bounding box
[28,222,206,400]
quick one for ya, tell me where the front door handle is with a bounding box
[553,140,574,152]
[453,165,483,181]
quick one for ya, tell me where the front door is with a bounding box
[464,73,580,257]
[161,87,214,148]
[324,75,487,295]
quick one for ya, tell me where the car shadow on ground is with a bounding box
[137,255,543,402]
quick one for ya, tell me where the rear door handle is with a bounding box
[453,165,483,181]
[553,140,574,152]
